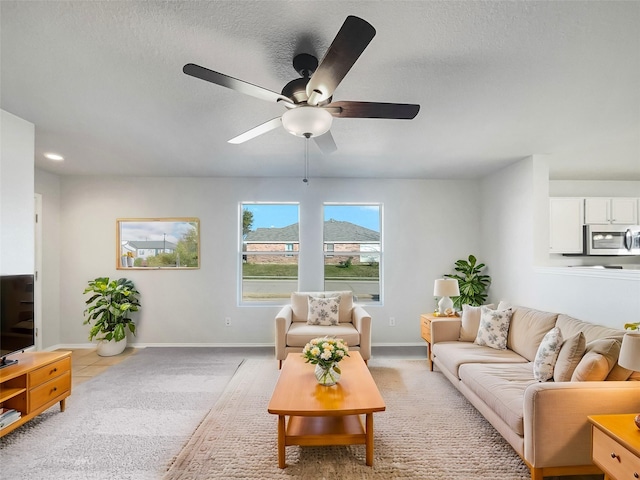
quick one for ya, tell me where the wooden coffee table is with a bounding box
[267,351,385,468]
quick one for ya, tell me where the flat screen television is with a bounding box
[0,274,35,368]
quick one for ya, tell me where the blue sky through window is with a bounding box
[242,203,380,232]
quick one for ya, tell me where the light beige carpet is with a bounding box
[163,357,535,479]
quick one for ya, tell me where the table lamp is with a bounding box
[433,278,460,315]
[618,332,640,429]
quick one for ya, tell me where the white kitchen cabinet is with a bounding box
[549,197,584,253]
[584,197,638,225]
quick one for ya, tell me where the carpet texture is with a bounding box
[0,348,244,480]
[163,358,533,479]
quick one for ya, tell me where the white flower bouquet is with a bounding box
[302,337,349,371]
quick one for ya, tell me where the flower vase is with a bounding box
[315,363,341,386]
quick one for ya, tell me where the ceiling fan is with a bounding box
[183,15,420,154]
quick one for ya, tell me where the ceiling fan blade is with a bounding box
[313,131,338,155]
[325,101,420,119]
[183,63,293,106]
[228,117,283,144]
[306,16,376,106]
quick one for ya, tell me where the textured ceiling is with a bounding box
[1,1,639,180]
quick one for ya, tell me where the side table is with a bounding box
[588,414,640,480]
[420,313,437,370]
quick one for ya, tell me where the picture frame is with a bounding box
[116,218,200,269]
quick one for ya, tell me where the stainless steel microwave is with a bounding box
[584,224,640,255]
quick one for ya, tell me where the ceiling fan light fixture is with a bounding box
[281,106,333,138]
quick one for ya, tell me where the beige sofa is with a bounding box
[275,291,371,368]
[431,305,640,480]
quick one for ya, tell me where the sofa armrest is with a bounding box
[523,381,640,468]
[275,305,293,361]
[352,306,372,361]
[431,318,461,344]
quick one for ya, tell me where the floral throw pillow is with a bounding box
[474,306,513,350]
[533,327,563,382]
[307,296,341,326]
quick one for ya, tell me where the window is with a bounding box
[323,204,382,303]
[285,244,294,257]
[241,203,299,303]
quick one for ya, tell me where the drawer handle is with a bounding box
[634,473,638,479]
[610,452,620,462]
[51,387,57,393]
[51,367,57,373]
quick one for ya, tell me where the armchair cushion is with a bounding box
[307,295,340,326]
[286,322,361,348]
[291,291,353,323]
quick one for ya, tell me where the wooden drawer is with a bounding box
[420,315,432,343]
[593,427,640,479]
[29,357,70,387]
[30,372,71,412]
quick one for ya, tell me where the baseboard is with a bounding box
[44,342,425,350]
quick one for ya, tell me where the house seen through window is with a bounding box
[324,204,381,303]
[241,203,299,303]
[240,203,381,304]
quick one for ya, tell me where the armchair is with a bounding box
[275,291,372,369]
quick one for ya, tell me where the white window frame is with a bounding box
[239,202,300,305]
[323,203,383,305]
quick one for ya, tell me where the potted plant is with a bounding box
[444,254,491,310]
[83,277,140,356]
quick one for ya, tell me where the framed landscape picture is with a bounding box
[116,218,200,269]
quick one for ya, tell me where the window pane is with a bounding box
[323,205,381,303]
[241,203,299,303]
[242,254,298,302]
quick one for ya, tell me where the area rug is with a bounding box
[0,348,244,480]
[163,358,532,479]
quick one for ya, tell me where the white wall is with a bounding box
[54,175,481,348]
[481,156,640,328]
[550,180,640,197]
[0,110,34,275]
[34,170,62,347]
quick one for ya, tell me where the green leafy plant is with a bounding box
[83,277,140,342]
[624,322,639,331]
[445,254,491,309]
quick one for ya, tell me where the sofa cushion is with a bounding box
[307,295,340,326]
[556,314,626,344]
[571,352,611,381]
[459,304,495,341]
[459,362,537,436]
[553,332,586,382]
[507,307,559,361]
[285,322,360,348]
[533,327,563,382]
[432,341,528,379]
[475,307,513,350]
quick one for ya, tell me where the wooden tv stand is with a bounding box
[0,350,72,437]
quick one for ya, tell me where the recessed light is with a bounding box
[44,152,64,161]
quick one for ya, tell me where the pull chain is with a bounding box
[303,134,310,184]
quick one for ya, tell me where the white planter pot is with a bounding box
[96,337,127,357]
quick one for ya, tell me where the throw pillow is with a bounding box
[307,295,340,326]
[553,332,586,382]
[533,327,563,382]
[459,304,495,342]
[474,306,513,350]
[571,352,611,381]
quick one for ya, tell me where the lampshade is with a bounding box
[281,106,333,138]
[433,278,460,297]
[433,278,460,315]
[619,332,640,371]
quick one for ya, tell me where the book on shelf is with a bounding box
[0,408,22,428]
